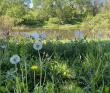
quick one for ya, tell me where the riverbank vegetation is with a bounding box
[0,38,110,93]
[0,0,110,29]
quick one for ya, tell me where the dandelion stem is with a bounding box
[15,63,19,93]
[21,68,24,88]
[24,59,28,92]
[0,48,3,93]
[38,50,42,92]
[0,62,1,93]
[34,69,36,87]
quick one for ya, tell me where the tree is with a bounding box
[0,0,31,19]
[32,0,75,24]
[0,0,9,15]
[33,0,45,9]
[91,0,106,16]
[72,0,92,17]
[99,0,110,13]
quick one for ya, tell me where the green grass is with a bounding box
[13,18,84,30]
[42,18,84,29]
[0,38,110,93]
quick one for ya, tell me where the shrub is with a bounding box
[49,17,59,24]
[0,15,14,39]
[84,13,110,38]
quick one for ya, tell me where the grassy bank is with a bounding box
[0,38,110,93]
[13,18,85,30]
[12,23,83,30]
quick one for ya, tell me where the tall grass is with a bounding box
[0,38,110,93]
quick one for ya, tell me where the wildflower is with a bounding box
[108,41,110,44]
[15,38,19,41]
[1,45,6,48]
[31,66,38,69]
[4,39,8,42]
[10,55,20,64]
[33,42,42,50]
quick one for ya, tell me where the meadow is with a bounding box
[0,38,110,93]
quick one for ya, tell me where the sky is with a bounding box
[29,0,107,8]
[29,0,33,8]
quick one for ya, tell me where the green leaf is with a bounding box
[76,87,82,93]
[1,86,5,92]
[105,86,109,93]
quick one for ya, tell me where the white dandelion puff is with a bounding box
[1,45,6,48]
[10,55,20,64]
[33,42,42,50]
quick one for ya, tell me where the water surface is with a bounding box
[0,28,109,40]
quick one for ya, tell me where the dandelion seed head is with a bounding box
[1,45,6,48]
[33,42,42,50]
[10,55,20,64]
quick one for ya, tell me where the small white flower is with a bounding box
[4,39,8,42]
[10,55,20,64]
[33,42,42,50]
[1,45,6,48]
[108,41,110,44]
[15,38,19,41]
[104,53,106,56]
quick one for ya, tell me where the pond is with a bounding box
[0,28,110,40]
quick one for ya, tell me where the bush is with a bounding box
[84,13,110,38]
[0,15,15,39]
[49,17,59,24]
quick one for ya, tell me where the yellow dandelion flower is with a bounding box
[31,66,38,69]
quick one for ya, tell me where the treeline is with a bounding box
[0,0,110,26]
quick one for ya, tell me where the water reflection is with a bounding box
[23,32,30,38]
[31,33,40,40]
[39,31,46,39]
[74,30,84,38]
[53,31,56,36]
[0,28,109,40]
[97,31,103,38]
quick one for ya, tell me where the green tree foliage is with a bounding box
[0,0,109,26]
[20,10,37,26]
[91,0,107,16]
[84,13,110,38]
[73,0,92,16]
[32,0,93,24]
[0,0,9,15]
[0,0,31,22]
[49,17,59,24]
[53,0,74,24]
[99,0,110,13]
